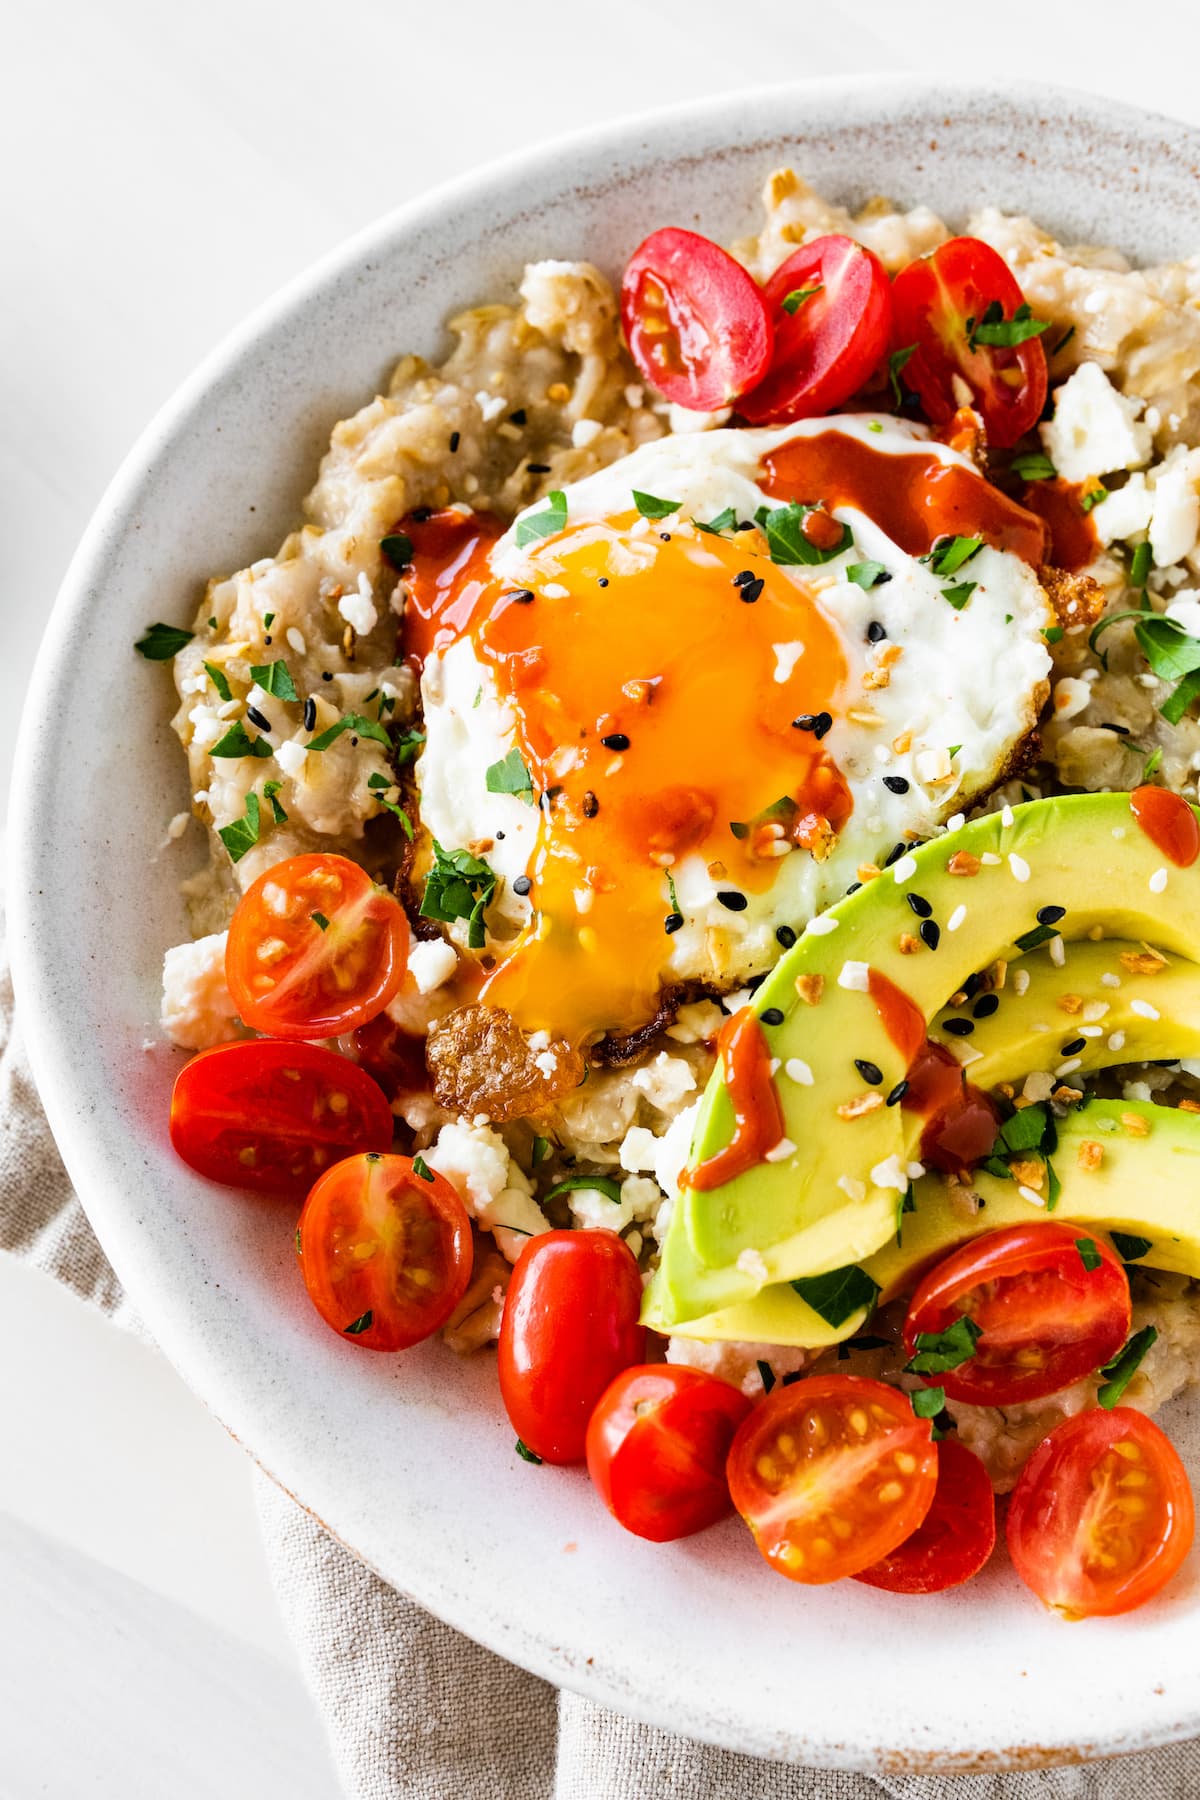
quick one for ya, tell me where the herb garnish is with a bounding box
[1098,1325,1157,1409]
[543,1174,623,1204]
[782,283,823,315]
[515,1438,543,1465]
[210,721,274,759]
[695,507,738,536]
[217,792,261,863]
[1010,451,1057,482]
[307,712,392,751]
[514,489,567,547]
[790,1263,880,1328]
[1143,747,1164,780]
[1130,542,1154,589]
[420,841,498,949]
[250,659,299,702]
[757,501,853,567]
[485,748,535,804]
[344,1310,374,1336]
[263,779,288,824]
[1076,1237,1102,1273]
[1080,485,1108,513]
[1014,922,1061,953]
[911,1386,946,1420]
[412,1154,435,1183]
[926,535,983,577]
[942,582,977,611]
[204,661,233,702]
[1051,325,1076,356]
[531,1136,550,1168]
[366,770,413,839]
[756,1360,777,1393]
[632,490,681,520]
[966,300,1051,350]
[1110,1231,1153,1263]
[311,911,330,931]
[889,345,916,406]
[1043,625,1064,644]
[846,560,889,590]
[905,1316,983,1375]
[135,622,194,660]
[1089,610,1200,724]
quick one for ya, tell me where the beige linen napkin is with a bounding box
[3,908,1198,1799]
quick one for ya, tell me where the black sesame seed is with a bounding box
[1060,1037,1087,1056]
[733,570,756,586]
[246,706,271,732]
[660,532,671,542]
[1036,905,1066,925]
[263,636,272,645]
[883,775,910,795]
[792,710,833,739]
[735,520,756,531]
[906,893,933,919]
[776,925,797,949]
[411,506,434,522]
[943,1018,975,1037]
[760,1007,785,1027]
[582,790,599,818]
[496,831,505,840]
[303,698,316,731]
[527,462,552,474]
[601,732,630,751]
[449,431,460,453]
[504,588,535,605]
[866,621,887,643]
[886,1080,909,1107]
[321,671,333,682]
[513,876,532,897]
[664,911,684,934]
[884,841,908,867]
[747,973,767,993]
[1099,722,1131,736]
[509,409,527,426]
[972,993,1000,1019]
[598,577,609,588]
[846,882,862,895]
[961,971,984,1000]
[919,919,941,951]
[349,735,358,746]
[739,576,765,605]
[717,890,748,912]
[855,1058,883,1086]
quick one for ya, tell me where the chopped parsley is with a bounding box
[311,911,330,931]
[790,1262,880,1328]
[1051,325,1076,356]
[344,1310,374,1336]
[1014,922,1061,953]
[846,560,889,590]
[420,840,497,949]
[263,779,288,824]
[905,1316,982,1375]
[217,792,261,863]
[694,506,738,536]
[380,532,414,570]
[1130,541,1154,589]
[911,1385,946,1420]
[412,1154,435,1183]
[366,769,413,838]
[1098,1325,1157,1409]
[514,489,567,547]
[135,621,194,660]
[1110,1231,1153,1263]
[927,535,983,577]
[210,721,273,759]
[757,501,853,567]
[781,283,823,315]
[1080,485,1108,514]
[632,489,681,520]
[1010,451,1057,482]
[942,582,977,611]
[515,1438,543,1465]
[1089,610,1200,725]
[966,299,1051,350]
[1075,1237,1102,1272]
[1046,1157,1062,1211]
[1000,1102,1056,1155]
[392,726,425,767]
[485,748,535,804]
[531,1135,550,1168]
[757,1360,777,1393]
[1144,747,1164,780]
[249,659,299,702]
[204,661,233,702]
[888,344,916,406]
[543,1174,623,1204]
[1043,625,1065,644]
[263,612,276,630]
[307,712,392,751]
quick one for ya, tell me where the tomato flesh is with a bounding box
[854,1437,996,1594]
[169,1039,394,1194]
[621,228,773,410]
[738,235,892,425]
[1007,1407,1194,1618]
[298,1152,472,1351]
[586,1365,752,1542]
[499,1230,645,1464]
[727,1375,937,1584]
[904,1223,1131,1406]
[891,236,1048,448]
[226,853,409,1040]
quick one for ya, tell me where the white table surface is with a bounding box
[4,2,1200,1787]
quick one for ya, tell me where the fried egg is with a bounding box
[413,415,1053,1045]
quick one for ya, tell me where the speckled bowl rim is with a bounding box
[12,75,1200,1774]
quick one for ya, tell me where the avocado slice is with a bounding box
[650,792,1200,1329]
[652,939,1200,1347]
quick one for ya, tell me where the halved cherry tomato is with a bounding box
[903,1224,1131,1407]
[586,1365,752,1542]
[297,1152,472,1351]
[620,228,773,411]
[739,235,892,425]
[226,853,409,1040]
[498,1230,644,1464]
[727,1375,937,1584]
[891,236,1048,447]
[170,1039,394,1194]
[1007,1407,1194,1618]
[352,1013,428,1101]
[854,1437,996,1594]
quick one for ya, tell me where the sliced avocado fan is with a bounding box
[646,792,1200,1332]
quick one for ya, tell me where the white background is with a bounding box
[3,3,1199,1790]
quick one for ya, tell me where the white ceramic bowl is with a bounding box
[12,77,1200,1774]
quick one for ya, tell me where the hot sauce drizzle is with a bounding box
[902,1040,1000,1174]
[683,1009,786,1192]
[1018,477,1100,574]
[867,968,926,1066]
[1130,784,1200,868]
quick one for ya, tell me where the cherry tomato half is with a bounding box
[170,1039,394,1195]
[498,1230,644,1464]
[891,236,1048,448]
[226,853,409,1040]
[903,1224,1131,1407]
[620,228,773,411]
[1007,1407,1194,1618]
[298,1152,472,1351]
[739,235,893,425]
[727,1375,937,1584]
[854,1437,996,1594]
[586,1365,752,1542]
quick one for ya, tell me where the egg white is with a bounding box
[416,417,1054,989]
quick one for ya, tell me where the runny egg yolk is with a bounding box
[408,512,850,1044]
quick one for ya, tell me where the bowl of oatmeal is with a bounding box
[12,77,1200,1771]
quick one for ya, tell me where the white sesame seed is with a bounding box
[1101,971,1122,988]
[805,915,839,936]
[1108,1030,1127,1051]
[1049,937,1066,968]
[981,852,1002,865]
[768,1058,781,1075]
[1056,1058,1083,1076]
[765,1137,797,1164]
[1008,853,1031,882]
[1018,1185,1047,1207]
[1001,805,1015,828]
[1149,867,1169,894]
[1079,1025,1104,1038]
[906,1162,926,1180]
[891,854,918,884]
[1012,968,1031,996]
[947,904,967,932]
[837,961,871,992]
[286,628,306,655]
[870,1154,910,1193]
[1111,826,1127,839]
[946,813,966,833]
[1130,999,1161,1021]
[837,1175,867,1202]
[785,1057,814,1086]
[542,583,569,599]
[1082,1001,1110,1022]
